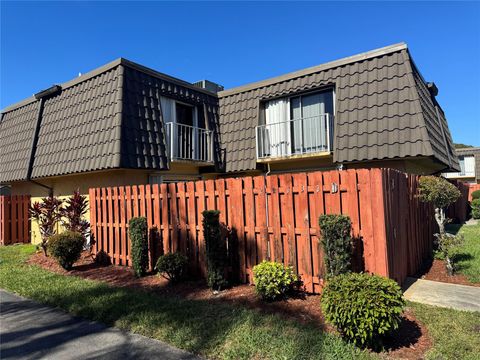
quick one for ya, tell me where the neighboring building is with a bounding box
[443,147,480,184]
[0,43,459,243]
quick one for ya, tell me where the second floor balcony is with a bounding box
[165,122,214,163]
[256,114,333,160]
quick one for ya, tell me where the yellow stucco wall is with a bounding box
[10,164,213,244]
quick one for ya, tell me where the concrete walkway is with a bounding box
[0,290,201,360]
[403,277,480,312]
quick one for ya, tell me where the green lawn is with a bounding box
[447,222,480,283]
[409,301,480,360]
[1,244,479,360]
[0,244,370,360]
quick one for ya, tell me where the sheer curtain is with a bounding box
[160,96,174,123]
[265,98,290,157]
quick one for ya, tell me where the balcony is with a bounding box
[256,114,333,160]
[165,122,214,163]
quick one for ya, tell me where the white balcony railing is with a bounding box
[165,122,214,163]
[256,114,333,160]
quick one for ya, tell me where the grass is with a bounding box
[1,245,479,360]
[447,222,480,283]
[0,244,371,360]
[409,301,480,360]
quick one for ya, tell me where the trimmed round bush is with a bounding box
[48,231,85,270]
[471,190,480,200]
[94,250,111,266]
[155,252,188,283]
[471,198,480,219]
[321,272,405,348]
[253,261,298,301]
[129,217,149,277]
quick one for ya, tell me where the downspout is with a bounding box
[26,85,62,196]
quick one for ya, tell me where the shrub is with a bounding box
[29,195,63,256]
[434,232,464,275]
[471,190,480,200]
[94,250,111,266]
[129,217,149,277]
[253,261,298,301]
[48,231,85,270]
[61,190,90,239]
[203,210,228,290]
[418,176,461,234]
[321,272,405,349]
[319,214,352,277]
[472,198,480,219]
[155,252,188,283]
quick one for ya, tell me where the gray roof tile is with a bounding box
[0,59,220,183]
[218,44,458,172]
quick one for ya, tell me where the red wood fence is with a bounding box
[89,168,437,291]
[0,195,31,246]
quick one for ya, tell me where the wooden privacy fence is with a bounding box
[0,195,31,246]
[89,168,437,291]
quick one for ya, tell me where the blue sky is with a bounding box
[1,1,479,145]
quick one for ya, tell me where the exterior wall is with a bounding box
[10,164,218,244]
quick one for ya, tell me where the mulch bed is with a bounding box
[28,250,431,359]
[416,258,479,287]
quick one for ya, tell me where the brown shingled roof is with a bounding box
[0,59,219,183]
[218,43,459,172]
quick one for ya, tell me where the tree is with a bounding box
[417,176,461,235]
[61,189,90,240]
[29,195,63,256]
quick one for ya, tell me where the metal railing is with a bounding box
[256,114,333,160]
[165,122,214,163]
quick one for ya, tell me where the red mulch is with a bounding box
[416,258,479,287]
[28,251,431,359]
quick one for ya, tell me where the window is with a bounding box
[176,102,194,126]
[258,89,334,158]
[459,156,465,176]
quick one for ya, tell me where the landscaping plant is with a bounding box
[29,195,64,256]
[155,252,188,283]
[321,272,405,349]
[94,250,111,266]
[319,214,352,276]
[434,232,464,275]
[61,189,90,240]
[471,198,480,219]
[471,190,480,200]
[48,231,85,270]
[129,217,149,277]
[202,210,228,290]
[252,261,298,301]
[418,176,461,234]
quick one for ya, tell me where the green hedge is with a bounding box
[48,231,85,270]
[253,261,298,301]
[203,210,228,290]
[319,214,352,276]
[321,272,405,349]
[129,217,149,277]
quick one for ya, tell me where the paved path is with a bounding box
[0,290,201,360]
[403,277,480,312]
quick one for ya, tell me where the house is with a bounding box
[0,42,459,243]
[442,147,480,184]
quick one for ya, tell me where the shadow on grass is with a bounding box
[17,279,349,359]
[381,316,422,352]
